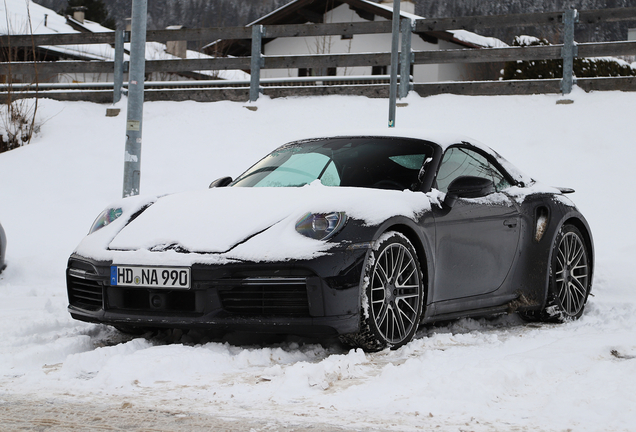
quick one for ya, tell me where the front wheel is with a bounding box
[340,232,424,351]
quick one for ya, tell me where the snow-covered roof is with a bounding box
[366,1,508,48]
[0,0,250,81]
[246,0,507,50]
[248,0,418,27]
[1,0,117,61]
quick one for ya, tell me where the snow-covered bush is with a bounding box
[502,35,636,80]
[0,98,39,153]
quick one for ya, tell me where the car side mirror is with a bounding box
[444,176,495,208]
[209,176,233,188]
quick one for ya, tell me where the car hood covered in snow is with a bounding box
[74,183,433,265]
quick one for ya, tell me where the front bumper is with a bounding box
[67,247,368,336]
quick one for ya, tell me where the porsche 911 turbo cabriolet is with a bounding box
[67,131,593,351]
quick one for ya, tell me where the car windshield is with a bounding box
[230,137,434,190]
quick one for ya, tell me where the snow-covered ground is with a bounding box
[0,89,635,431]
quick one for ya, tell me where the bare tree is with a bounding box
[1,0,39,153]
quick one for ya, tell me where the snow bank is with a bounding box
[1,88,635,431]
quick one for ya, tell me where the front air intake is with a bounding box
[218,277,310,317]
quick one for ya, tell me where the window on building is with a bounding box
[372,66,388,75]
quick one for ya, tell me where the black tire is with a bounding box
[522,224,591,323]
[340,232,424,351]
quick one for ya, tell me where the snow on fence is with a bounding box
[2,6,636,103]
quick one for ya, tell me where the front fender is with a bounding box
[369,213,436,309]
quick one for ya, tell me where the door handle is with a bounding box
[504,219,517,228]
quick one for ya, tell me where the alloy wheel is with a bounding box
[554,231,589,316]
[369,242,421,344]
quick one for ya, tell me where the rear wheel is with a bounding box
[521,224,591,322]
[549,224,591,320]
[341,232,424,351]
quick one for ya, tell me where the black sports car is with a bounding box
[67,132,593,351]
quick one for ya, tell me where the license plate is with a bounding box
[110,266,191,289]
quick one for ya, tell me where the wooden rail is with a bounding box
[2,6,636,102]
[6,40,636,76]
[4,75,635,105]
[3,7,636,47]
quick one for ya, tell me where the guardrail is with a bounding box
[2,6,636,104]
[0,75,394,103]
[0,74,392,91]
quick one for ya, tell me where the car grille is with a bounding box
[218,277,310,317]
[67,261,313,318]
[67,272,104,311]
[108,287,197,313]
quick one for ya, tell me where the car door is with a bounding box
[431,146,521,302]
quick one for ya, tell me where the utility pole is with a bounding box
[388,0,400,128]
[249,25,264,102]
[113,25,125,104]
[122,0,147,197]
[561,9,578,96]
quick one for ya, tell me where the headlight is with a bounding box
[295,212,347,241]
[89,208,123,234]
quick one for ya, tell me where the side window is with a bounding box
[436,147,511,194]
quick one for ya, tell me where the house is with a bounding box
[205,0,507,83]
[0,0,250,84]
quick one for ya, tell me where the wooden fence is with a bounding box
[2,6,636,103]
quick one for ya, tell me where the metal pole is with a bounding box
[399,18,412,99]
[249,25,264,102]
[113,26,124,104]
[122,0,147,198]
[561,9,578,95]
[388,0,400,127]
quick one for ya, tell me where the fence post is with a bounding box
[113,26,125,104]
[399,18,412,99]
[249,25,264,102]
[561,9,579,95]
[388,0,401,127]
[122,0,147,198]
